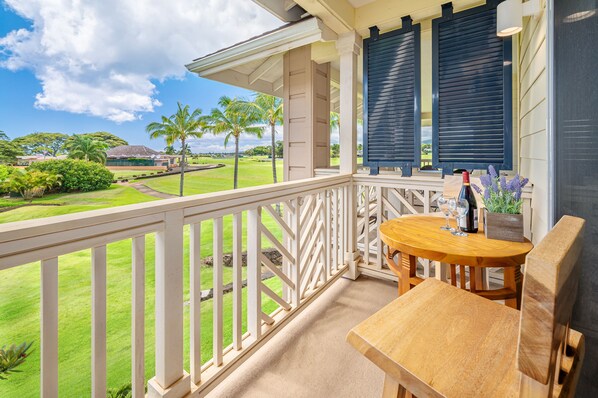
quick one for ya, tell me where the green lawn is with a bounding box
[145,156,283,195]
[0,160,287,397]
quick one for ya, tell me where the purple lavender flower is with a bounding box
[484,189,491,200]
[491,180,499,193]
[520,177,529,188]
[507,174,519,191]
[514,188,522,201]
[479,174,492,187]
[500,176,507,191]
[488,165,498,179]
[472,183,483,194]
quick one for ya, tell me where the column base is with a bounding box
[147,372,191,398]
[343,250,361,280]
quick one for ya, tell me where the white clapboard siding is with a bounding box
[519,4,549,244]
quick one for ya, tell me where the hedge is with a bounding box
[29,159,114,192]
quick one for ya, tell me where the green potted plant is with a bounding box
[472,166,529,242]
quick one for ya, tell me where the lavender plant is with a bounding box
[472,165,529,214]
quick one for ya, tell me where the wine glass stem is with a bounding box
[445,214,450,228]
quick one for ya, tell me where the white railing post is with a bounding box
[132,236,145,398]
[232,213,243,350]
[247,207,262,341]
[337,31,362,280]
[92,245,107,398]
[41,258,58,398]
[148,209,190,397]
[189,223,201,385]
[212,217,224,366]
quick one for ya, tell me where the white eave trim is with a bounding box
[186,17,337,77]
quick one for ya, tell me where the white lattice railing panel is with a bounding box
[353,174,445,280]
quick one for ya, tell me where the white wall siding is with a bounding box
[519,3,549,243]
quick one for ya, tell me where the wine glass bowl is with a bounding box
[451,199,469,237]
[437,195,455,231]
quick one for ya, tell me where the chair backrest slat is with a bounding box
[517,215,585,388]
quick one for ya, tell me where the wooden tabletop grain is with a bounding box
[347,278,521,397]
[379,216,533,267]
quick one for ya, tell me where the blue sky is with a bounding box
[0,0,285,152]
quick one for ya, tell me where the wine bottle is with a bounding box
[458,171,478,233]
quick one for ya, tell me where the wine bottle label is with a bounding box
[459,217,467,228]
[473,211,478,229]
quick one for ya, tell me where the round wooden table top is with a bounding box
[379,216,534,267]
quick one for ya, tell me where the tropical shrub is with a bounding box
[2,170,61,201]
[0,165,15,194]
[0,342,33,380]
[29,159,113,192]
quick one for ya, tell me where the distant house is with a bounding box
[16,155,67,166]
[105,145,178,167]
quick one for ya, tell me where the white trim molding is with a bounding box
[186,17,337,77]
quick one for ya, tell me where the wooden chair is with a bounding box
[348,215,585,397]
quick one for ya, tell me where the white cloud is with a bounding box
[0,0,280,122]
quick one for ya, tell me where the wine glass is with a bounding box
[451,198,469,237]
[437,195,454,231]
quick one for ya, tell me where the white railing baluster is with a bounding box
[325,191,331,279]
[246,207,262,340]
[340,187,346,267]
[132,236,145,398]
[190,223,201,384]
[41,257,58,398]
[332,189,338,271]
[363,185,370,266]
[292,199,301,306]
[92,245,107,398]
[213,217,224,366]
[232,213,243,350]
[376,186,383,270]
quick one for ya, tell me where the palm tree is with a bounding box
[204,96,262,189]
[66,135,108,163]
[251,94,283,183]
[330,111,340,131]
[146,102,204,197]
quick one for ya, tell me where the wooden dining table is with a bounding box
[379,215,534,308]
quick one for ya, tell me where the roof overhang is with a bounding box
[186,17,336,77]
[185,17,337,96]
[251,0,307,22]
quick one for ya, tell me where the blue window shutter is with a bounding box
[432,1,513,176]
[364,16,421,176]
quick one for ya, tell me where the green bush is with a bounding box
[0,165,16,194]
[29,159,114,192]
[2,170,61,201]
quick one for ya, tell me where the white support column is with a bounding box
[148,210,190,398]
[336,31,362,280]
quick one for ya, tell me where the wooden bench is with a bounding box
[348,215,585,397]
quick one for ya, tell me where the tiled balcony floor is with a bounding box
[208,276,397,397]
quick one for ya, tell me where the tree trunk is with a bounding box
[234,135,239,190]
[179,139,186,197]
[271,123,277,184]
[271,122,281,214]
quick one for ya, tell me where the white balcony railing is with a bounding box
[0,174,351,397]
[0,171,533,397]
